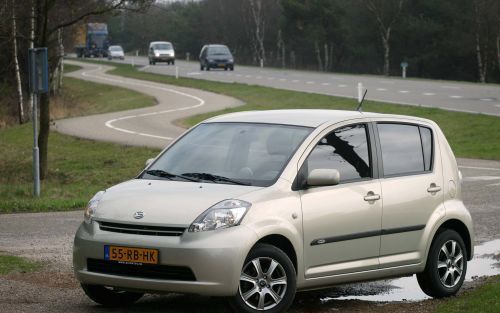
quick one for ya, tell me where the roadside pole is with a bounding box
[175,66,179,79]
[401,61,408,79]
[28,48,49,197]
[357,82,364,103]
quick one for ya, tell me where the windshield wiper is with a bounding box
[181,172,250,186]
[144,169,200,182]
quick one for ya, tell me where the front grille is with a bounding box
[87,258,196,281]
[99,221,186,236]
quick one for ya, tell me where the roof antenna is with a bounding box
[356,89,368,112]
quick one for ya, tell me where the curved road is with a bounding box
[56,60,243,149]
[108,57,500,116]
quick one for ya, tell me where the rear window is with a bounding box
[208,46,231,55]
[377,123,433,176]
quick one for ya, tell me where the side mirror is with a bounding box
[145,158,155,167]
[307,169,340,187]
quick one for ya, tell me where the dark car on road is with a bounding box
[199,44,234,71]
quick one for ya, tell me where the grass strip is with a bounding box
[434,276,500,313]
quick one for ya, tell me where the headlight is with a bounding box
[84,191,105,224]
[228,58,234,63]
[155,52,160,57]
[188,199,251,232]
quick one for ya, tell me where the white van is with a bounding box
[148,41,175,65]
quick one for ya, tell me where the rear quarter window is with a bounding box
[377,123,433,176]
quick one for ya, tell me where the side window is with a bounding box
[377,123,433,176]
[306,124,372,183]
[419,126,433,171]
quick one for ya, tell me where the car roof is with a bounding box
[150,41,172,45]
[109,45,122,48]
[205,44,229,48]
[205,109,432,128]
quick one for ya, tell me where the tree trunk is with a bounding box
[248,0,266,66]
[27,0,35,122]
[382,29,391,76]
[324,43,329,72]
[314,41,323,71]
[38,0,50,180]
[12,0,24,124]
[474,0,487,83]
[497,28,500,70]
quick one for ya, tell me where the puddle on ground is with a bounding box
[320,239,500,303]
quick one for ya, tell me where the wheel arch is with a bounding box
[434,219,473,261]
[255,234,298,274]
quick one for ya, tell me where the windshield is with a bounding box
[153,43,172,50]
[208,46,231,56]
[109,46,123,51]
[142,123,312,187]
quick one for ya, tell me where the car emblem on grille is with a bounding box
[133,211,144,219]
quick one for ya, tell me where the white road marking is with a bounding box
[267,77,275,80]
[338,84,347,88]
[463,176,500,182]
[376,88,387,91]
[82,66,205,141]
[450,95,463,99]
[423,93,435,96]
[496,105,500,107]
[459,166,500,171]
[321,83,330,86]
[292,80,300,83]
[441,86,461,90]
[279,78,287,82]
[187,72,201,76]
[245,75,252,78]
[487,182,500,187]
[399,90,410,93]
[306,81,315,84]
[480,98,493,102]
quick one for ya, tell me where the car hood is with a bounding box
[110,51,124,56]
[94,179,262,227]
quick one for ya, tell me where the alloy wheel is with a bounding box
[437,240,464,288]
[239,257,287,311]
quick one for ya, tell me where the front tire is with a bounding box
[81,284,143,307]
[230,244,296,313]
[417,229,467,298]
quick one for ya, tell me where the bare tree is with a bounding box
[33,0,153,180]
[361,0,405,76]
[473,0,488,83]
[247,0,266,66]
[11,0,24,123]
[497,27,500,70]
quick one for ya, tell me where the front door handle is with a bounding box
[427,183,441,194]
[364,191,381,202]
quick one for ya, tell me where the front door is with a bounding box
[300,123,382,278]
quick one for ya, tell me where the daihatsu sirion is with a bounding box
[74,110,474,313]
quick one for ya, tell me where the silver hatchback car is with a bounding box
[74,110,473,312]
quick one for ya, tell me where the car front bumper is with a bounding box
[73,221,258,296]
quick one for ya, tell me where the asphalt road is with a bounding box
[106,56,500,116]
[56,60,243,149]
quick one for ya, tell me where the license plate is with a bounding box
[218,64,225,67]
[104,245,159,264]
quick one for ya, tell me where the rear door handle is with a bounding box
[427,183,441,193]
[364,191,381,202]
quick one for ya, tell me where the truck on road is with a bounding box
[74,23,110,58]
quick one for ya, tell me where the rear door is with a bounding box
[375,122,444,268]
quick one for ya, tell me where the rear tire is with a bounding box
[417,229,467,298]
[229,244,296,313]
[81,284,143,307]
